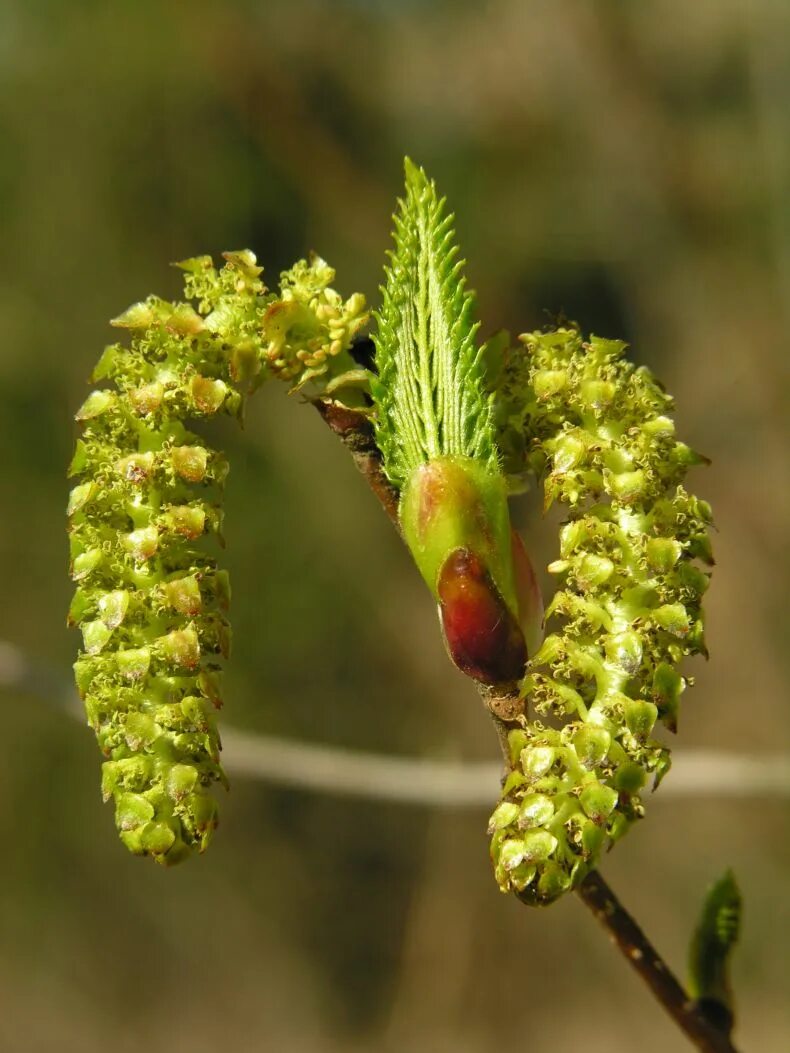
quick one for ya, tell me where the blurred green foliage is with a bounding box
[0,1,788,1050]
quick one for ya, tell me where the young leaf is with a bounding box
[687,869,742,1030]
[372,158,497,487]
[370,161,537,685]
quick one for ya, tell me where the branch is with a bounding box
[310,398,743,1053]
[574,870,739,1053]
[313,400,400,526]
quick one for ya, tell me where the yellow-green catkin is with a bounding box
[489,328,713,903]
[68,251,367,862]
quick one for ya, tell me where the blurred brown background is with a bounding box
[0,1,788,1050]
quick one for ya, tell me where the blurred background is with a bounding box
[0,1,788,1049]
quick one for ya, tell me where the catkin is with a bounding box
[68,251,367,862]
[489,328,713,903]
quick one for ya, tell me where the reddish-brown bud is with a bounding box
[437,547,528,685]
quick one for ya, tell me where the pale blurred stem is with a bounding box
[315,399,740,1053]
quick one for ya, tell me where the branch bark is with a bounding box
[313,400,400,526]
[313,396,741,1053]
[575,870,739,1053]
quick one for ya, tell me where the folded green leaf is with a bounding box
[687,869,742,1029]
[372,158,497,488]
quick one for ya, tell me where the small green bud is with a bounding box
[81,619,113,655]
[67,481,95,516]
[498,838,528,872]
[124,712,158,750]
[536,861,572,902]
[182,695,213,731]
[197,669,223,707]
[613,761,647,793]
[604,630,643,675]
[517,794,555,829]
[654,603,690,637]
[139,822,177,857]
[532,369,567,399]
[101,757,153,799]
[507,863,537,893]
[579,379,615,412]
[75,390,115,420]
[572,726,611,769]
[521,746,556,780]
[111,301,155,329]
[624,698,658,739]
[68,440,89,476]
[677,561,710,598]
[67,588,91,626]
[71,549,103,581]
[652,662,684,731]
[550,433,585,474]
[171,446,208,484]
[167,304,205,336]
[530,634,565,666]
[576,554,615,589]
[166,764,199,802]
[580,783,619,822]
[117,452,156,483]
[165,505,206,539]
[115,792,155,832]
[642,415,675,438]
[98,590,130,630]
[159,627,201,670]
[646,537,682,573]
[581,821,606,858]
[522,829,558,864]
[687,870,741,1029]
[507,728,529,764]
[91,345,121,380]
[116,647,151,681]
[607,811,631,842]
[488,802,520,834]
[558,519,588,557]
[607,469,646,503]
[689,531,715,565]
[124,527,159,562]
[502,769,528,797]
[73,657,98,696]
[129,381,165,415]
[190,376,228,414]
[181,791,218,838]
[163,575,203,617]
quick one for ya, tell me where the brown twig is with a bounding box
[313,397,740,1053]
[575,870,739,1053]
[313,400,400,526]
